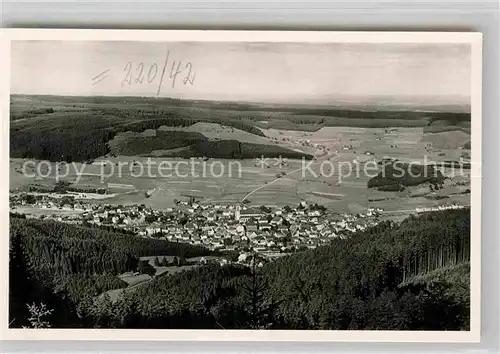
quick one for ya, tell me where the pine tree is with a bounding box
[9,232,34,327]
[25,303,53,328]
[241,252,280,329]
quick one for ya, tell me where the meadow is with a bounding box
[10,94,469,161]
[100,255,226,302]
[10,124,471,214]
[10,94,471,213]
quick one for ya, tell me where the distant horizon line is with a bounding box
[10,92,471,112]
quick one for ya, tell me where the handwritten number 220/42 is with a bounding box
[121,61,196,88]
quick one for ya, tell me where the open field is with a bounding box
[10,123,470,213]
[7,37,477,332]
[99,255,219,302]
[158,122,271,144]
[10,94,469,162]
[421,130,471,149]
[9,92,471,214]
[9,205,86,218]
[139,255,214,276]
[118,273,152,286]
[102,263,199,302]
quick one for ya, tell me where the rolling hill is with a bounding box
[10,208,470,329]
[10,94,471,162]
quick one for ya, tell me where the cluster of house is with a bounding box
[83,201,383,256]
[10,192,384,257]
[9,193,94,212]
[415,203,466,213]
[296,139,329,151]
[268,133,333,155]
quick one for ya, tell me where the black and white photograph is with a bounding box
[1,30,482,341]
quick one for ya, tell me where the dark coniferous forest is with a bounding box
[9,208,470,330]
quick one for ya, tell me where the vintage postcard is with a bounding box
[0,30,482,342]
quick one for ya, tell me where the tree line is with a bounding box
[9,216,214,327]
[10,108,266,163]
[9,208,470,330]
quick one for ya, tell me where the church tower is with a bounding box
[235,205,241,221]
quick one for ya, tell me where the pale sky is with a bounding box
[11,41,471,105]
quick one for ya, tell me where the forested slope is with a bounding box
[8,216,213,327]
[9,208,470,330]
[10,95,470,162]
[263,209,470,330]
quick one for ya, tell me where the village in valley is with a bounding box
[8,121,471,269]
[6,37,476,331]
[9,192,388,261]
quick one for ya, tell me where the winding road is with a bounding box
[241,151,340,203]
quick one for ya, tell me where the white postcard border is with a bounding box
[0,29,482,343]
